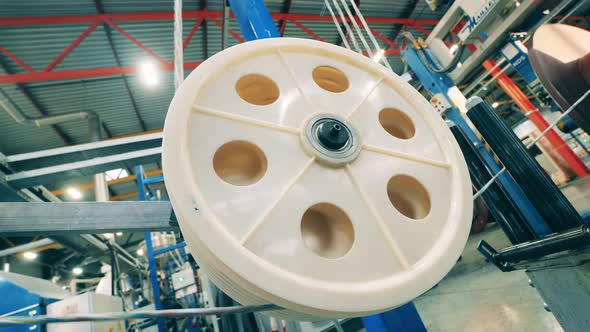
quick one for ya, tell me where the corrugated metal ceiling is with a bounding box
[0,0,447,198]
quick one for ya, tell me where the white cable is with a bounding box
[472,168,506,200]
[346,0,393,71]
[338,0,373,57]
[332,0,362,53]
[472,62,512,96]
[473,89,590,200]
[324,0,352,50]
[346,0,379,51]
[0,305,279,326]
[331,0,362,53]
[173,0,184,91]
[526,89,590,148]
[556,0,585,24]
[326,0,392,71]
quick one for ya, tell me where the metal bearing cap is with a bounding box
[301,113,361,167]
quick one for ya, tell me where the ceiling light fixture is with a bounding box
[66,187,82,200]
[23,251,38,260]
[139,61,159,87]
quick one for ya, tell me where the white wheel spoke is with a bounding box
[344,165,410,269]
[276,49,321,111]
[346,77,384,119]
[240,157,316,245]
[192,105,300,135]
[363,144,451,169]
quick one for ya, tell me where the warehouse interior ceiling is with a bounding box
[0,0,452,201]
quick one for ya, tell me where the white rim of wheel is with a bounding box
[163,37,472,316]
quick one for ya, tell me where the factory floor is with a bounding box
[413,224,563,332]
[413,177,590,332]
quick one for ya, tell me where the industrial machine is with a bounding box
[398,1,590,331]
[0,0,588,331]
[46,292,123,332]
[0,272,67,332]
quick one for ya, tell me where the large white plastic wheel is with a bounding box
[163,38,472,319]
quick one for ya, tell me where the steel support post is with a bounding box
[135,165,166,332]
[144,232,165,332]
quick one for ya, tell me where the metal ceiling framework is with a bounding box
[93,0,147,132]
[0,10,439,84]
[0,5,586,200]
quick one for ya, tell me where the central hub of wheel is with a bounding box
[301,113,362,167]
[317,120,349,150]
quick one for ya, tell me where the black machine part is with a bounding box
[478,224,590,272]
[466,97,584,233]
[449,124,537,244]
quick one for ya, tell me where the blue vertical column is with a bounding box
[136,165,166,332]
[144,232,165,332]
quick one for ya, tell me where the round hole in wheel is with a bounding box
[312,66,349,93]
[387,175,431,220]
[235,74,280,106]
[300,203,354,259]
[379,108,416,139]
[213,140,268,186]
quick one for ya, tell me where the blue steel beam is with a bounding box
[144,232,166,332]
[135,165,165,332]
[227,0,279,41]
[153,241,187,256]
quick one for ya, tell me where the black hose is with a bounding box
[466,98,584,232]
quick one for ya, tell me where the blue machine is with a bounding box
[0,272,65,332]
[402,46,551,237]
